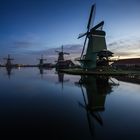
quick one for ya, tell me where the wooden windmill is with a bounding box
[3,54,14,67]
[38,55,47,67]
[77,4,113,70]
[55,45,70,69]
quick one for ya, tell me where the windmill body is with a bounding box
[4,54,14,68]
[55,45,74,69]
[83,30,107,69]
[56,45,69,62]
[39,59,44,66]
[77,4,113,70]
[38,55,47,67]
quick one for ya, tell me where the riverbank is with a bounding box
[59,68,140,76]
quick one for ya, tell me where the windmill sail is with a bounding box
[80,4,96,59]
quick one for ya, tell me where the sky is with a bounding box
[0,0,140,64]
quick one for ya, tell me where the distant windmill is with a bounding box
[77,4,113,70]
[55,45,71,69]
[56,45,69,62]
[3,54,14,67]
[38,55,47,67]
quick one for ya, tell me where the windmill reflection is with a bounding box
[3,54,14,79]
[76,76,118,137]
[56,72,69,90]
[39,67,45,79]
[38,67,53,79]
[6,67,12,79]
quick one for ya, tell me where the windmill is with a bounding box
[77,4,113,70]
[56,45,69,62]
[55,45,71,69]
[3,54,14,67]
[38,55,47,67]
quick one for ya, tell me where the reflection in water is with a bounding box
[76,76,118,137]
[39,67,44,79]
[6,67,12,79]
[56,71,69,90]
[115,76,140,84]
[0,68,140,139]
[38,67,53,79]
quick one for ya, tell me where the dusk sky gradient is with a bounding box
[0,0,140,64]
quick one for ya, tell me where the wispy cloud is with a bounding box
[26,36,140,60]
[14,41,34,48]
[28,44,82,55]
[3,35,139,64]
[9,32,48,51]
[25,44,82,63]
[108,36,140,58]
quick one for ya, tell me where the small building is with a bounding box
[112,58,140,70]
[55,60,75,69]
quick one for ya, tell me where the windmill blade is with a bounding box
[3,58,14,60]
[63,52,70,55]
[80,4,96,59]
[87,4,96,31]
[80,35,88,59]
[61,45,64,52]
[78,101,86,109]
[90,112,103,126]
[55,50,60,53]
[80,84,88,106]
[38,58,47,60]
[90,21,104,32]
[78,32,87,39]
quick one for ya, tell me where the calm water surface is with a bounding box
[0,67,140,139]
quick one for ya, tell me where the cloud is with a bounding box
[108,42,118,47]
[23,44,83,63]
[13,41,34,48]
[9,32,47,51]
[25,37,140,60]
[107,37,140,58]
[28,44,82,55]
[7,36,139,64]
[114,52,138,56]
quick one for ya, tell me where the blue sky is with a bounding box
[0,0,140,64]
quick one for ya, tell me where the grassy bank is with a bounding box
[60,68,140,76]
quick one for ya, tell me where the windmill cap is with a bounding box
[90,30,106,36]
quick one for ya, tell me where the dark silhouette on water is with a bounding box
[56,72,69,90]
[37,55,54,68]
[39,67,45,79]
[38,55,47,67]
[6,67,12,79]
[76,76,118,137]
[3,54,14,68]
[55,45,75,69]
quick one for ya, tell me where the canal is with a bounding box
[0,67,140,139]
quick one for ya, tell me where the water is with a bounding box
[0,67,140,139]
